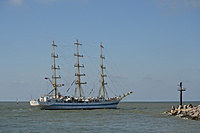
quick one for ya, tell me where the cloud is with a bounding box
[8,0,57,6]
[142,75,162,83]
[34,0,63,4]
[142,76,152,80]
[154,0,200,8]
[9,0,23,6]
[153,0,200,14]
[183,0,200,8]
[108,75,128,80]
[36,0,57,2]
[11,80,29,86]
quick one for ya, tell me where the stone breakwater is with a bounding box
[165,104,200,120]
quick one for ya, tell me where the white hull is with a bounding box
[30,100,121,110]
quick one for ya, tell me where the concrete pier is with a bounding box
[165,104,200,120]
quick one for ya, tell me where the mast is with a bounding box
[99,42,107,98]
[51,41,61,98]
[74,39,87,97]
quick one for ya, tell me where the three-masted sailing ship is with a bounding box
[30,40,132,110]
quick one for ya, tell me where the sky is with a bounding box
[0,0,200,102]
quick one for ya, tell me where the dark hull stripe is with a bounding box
[49,102,119,106]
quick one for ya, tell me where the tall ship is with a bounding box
[30,40,132,110]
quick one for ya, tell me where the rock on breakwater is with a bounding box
[165,104,200,120]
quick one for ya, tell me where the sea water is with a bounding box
[0,102,200,133]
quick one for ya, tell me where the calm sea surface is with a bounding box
[0,102,200,133]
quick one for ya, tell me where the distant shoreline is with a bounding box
[1,101,200,103]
